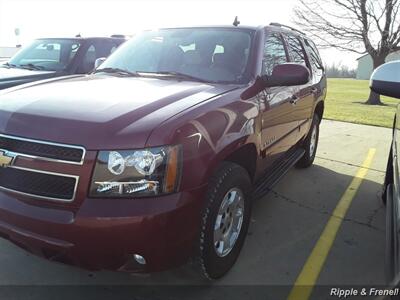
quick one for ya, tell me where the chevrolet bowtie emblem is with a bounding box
[0,151,15,168]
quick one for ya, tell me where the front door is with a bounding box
[259,32,300,169]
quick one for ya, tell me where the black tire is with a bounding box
[382,142,394,205]
[385,184,397,283]
[296,114,320,169]
[198,162,252,279]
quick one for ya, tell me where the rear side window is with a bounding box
[304,39,324,77]
[286,35,307,66]
[262,33,288,76]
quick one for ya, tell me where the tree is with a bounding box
[293,0,400,105]
[326,63,357,78]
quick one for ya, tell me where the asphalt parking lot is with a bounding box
[0,120,392,300]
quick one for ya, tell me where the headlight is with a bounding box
[89,145,182,197]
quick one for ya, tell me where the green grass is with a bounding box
[324,78,397,128]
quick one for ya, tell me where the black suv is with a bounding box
[0,36,126,90]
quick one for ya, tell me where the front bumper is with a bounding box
[0,184,207,272]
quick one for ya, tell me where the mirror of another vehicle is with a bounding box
[370,61,400,99]
[94,57,106,69]
[263,63,310,88]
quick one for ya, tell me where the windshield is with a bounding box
[99,28,254,83]
[7,39,81,71]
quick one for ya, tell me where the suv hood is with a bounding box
[0,67,56,89]
[0,74,237,149]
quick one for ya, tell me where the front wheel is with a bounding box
[296,114,320,168]
[197,162,252,279]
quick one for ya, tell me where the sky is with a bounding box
[0,0,361,68]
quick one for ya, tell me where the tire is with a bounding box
[382,142,394,205]
[385,184,397,283]
[198,162,252,279]
[296,114,320,169]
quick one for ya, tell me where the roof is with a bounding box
[35,36,127,41]
[153,25,262,32]
[143,24,306,37]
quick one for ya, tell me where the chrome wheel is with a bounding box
[213,188,244,257]
[309,124,317,158]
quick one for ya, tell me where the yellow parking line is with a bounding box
[287,148,377,300]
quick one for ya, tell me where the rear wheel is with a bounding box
[197,162,252,279]
[296,114,320,168]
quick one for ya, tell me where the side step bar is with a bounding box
[253,148,305,200]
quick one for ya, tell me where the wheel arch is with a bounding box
[223,143,258,182]
[314,100,324,122]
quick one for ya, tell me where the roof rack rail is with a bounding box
[110,34,127,38]
[269,23,306,35]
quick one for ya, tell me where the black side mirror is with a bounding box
[370,61,400,99]
[263,63,310,88]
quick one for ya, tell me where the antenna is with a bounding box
[233,16,240,27]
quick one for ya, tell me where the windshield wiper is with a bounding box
[1,62,17,68]
[137,71,209,83]
[94,67,139,77]
[19,64,46,71]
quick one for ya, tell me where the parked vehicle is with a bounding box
[0,23,326,279]
[373,61,400,283]
[0,36,126,90]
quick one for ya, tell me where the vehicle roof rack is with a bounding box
[269,23,306,35]
[110,34,126,38]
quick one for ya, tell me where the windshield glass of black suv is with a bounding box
[99,28,253,83]
[7,39,81,71]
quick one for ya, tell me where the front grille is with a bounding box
[0,135,84,163]
[0,167,76,201]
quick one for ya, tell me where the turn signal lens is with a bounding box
[164,145,181,193]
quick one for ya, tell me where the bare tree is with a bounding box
[293,0,400,105]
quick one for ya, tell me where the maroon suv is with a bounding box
[0,23,326,279]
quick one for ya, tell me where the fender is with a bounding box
[146,87,262,191]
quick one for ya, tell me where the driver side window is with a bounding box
[262,33,288,76]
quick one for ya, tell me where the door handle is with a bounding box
[311,87,318,94]
[290,95,299,105]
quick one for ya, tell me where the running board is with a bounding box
[253,148,305,200]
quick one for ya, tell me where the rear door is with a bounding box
[259,31,300,167]
[283,34,315,138]
[301,38,326,137]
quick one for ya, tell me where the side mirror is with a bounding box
[94,57,106,69]
[263,63,310,88]
[370,61,400,99]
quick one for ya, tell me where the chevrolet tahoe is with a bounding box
[0,23,326,279]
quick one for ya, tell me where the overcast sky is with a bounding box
[0,0,361,68]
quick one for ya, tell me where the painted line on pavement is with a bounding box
[287,148,377,300]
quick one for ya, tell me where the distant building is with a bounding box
[0,46,19,61]
[356,50,400,80]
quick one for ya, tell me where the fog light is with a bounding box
[133,254,146,265]
[95,180,158,195]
